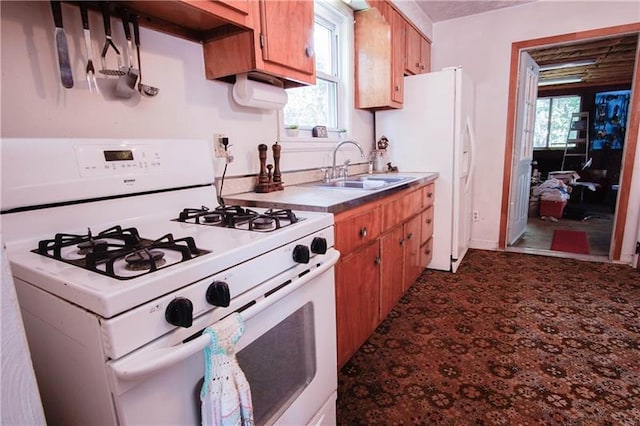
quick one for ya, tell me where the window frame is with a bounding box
[278,0,352,146]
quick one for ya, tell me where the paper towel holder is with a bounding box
[232,73,288,110]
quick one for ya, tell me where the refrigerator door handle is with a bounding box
[464,115,477,192]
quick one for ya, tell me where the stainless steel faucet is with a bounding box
[332,140,365,180]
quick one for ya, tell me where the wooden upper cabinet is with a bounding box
[120,0,252,41]
[259,0,314,76]
[202,0,315,88]
[390,8,405,104]
[405,25,431,75]
[354,1,403,110]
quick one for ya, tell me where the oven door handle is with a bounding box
[110,249,340,382]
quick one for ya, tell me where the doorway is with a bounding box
[499,24,640,261]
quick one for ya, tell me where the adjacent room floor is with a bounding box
[510,202,614,256]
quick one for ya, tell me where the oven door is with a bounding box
[108,250,339,426]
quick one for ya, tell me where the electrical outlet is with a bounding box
[213,134,227,158]
[472,210,480,222]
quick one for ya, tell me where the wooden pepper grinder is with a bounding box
[272,141,283,190]
[257,144,269,184]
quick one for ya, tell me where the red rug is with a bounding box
[550,229,590,254]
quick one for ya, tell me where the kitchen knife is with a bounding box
[50,1,73,88]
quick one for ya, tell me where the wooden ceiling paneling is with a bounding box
[529,35,638,87]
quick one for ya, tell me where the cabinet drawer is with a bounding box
[335,208,381,255]
[382,187,423,230]
[420,206,434,244]
[420,237,433,268]
[423,183,435,209]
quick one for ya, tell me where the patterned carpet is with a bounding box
[337,250,640,425]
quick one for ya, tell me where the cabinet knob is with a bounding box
[399,238,405,246]
[427,192,433,198]
[426,219,432,224]
[395,85,400,92]
[420,64,425,70]
[425,248,431,255]
[359,227,368,238]
[305,46,314,58]
[407,233,413,240]
[374,256,381,265]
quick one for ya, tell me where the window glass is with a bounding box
[314,22,333,76]
[285,79,338,128]
[283,2,346,133]
[533,96,581,149]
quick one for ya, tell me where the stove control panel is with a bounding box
[74,144,165,177]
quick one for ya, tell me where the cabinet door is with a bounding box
[404,214,423,290]
[380,226,404,320]
[259,0,314,75]
[420,37,431,73]
[405,24,422,75]
[335,243,381,369]
[390,8,405,104]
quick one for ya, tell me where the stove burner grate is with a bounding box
[175,205,301,232]
[34,226,210,280]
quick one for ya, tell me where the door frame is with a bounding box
[499,23,640,261]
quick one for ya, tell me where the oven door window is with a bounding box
[237,302,316,425]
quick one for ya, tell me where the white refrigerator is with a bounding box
[375,67,476,272]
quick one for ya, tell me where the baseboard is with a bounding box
[469,239,498,251]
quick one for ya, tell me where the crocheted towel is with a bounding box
[201,313,254,426]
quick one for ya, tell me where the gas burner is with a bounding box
[202,213,223,224]
[251,217,275,230]
[125,249,167,271]
[34,227,210,280]
[175,205,302,232]
[264,208,298,224]
[77,239,108,255]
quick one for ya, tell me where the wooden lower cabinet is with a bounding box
[403,214,423,290]
[335,242,381,368]
[335,181,436,369]
[380,226,404,320]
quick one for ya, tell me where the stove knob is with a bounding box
[310,237,328,254]
[292,244,310,264]
[206,281,230,307]
[165,297,193,328]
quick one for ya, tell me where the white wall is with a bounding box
[0,1,374,178]
[432,0,640,261]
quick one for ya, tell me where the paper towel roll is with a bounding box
[232,73,288,110]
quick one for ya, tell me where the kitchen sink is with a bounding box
[311,175,414,190]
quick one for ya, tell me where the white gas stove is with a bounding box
[1,138,339,425]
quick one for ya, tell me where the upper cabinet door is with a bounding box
[405,25,422,75]
[390,8,405,104]
[259,0,315,75]
[405,25,431,75]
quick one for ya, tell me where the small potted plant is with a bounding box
[285,124,299,137]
